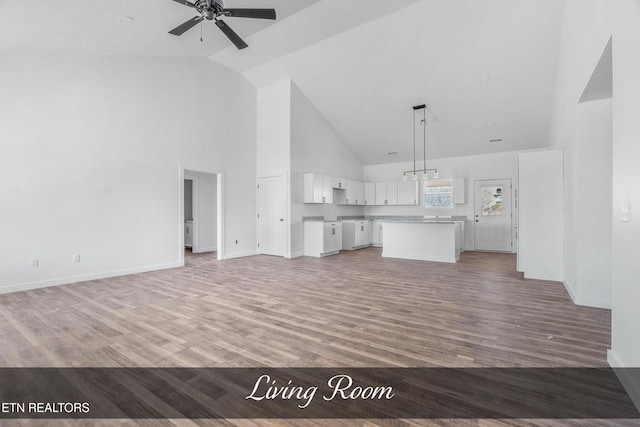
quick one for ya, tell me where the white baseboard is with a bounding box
[0,261,183,295]
[288,251,305,259]
[224,250,257,260]
[193,246,217,254]
[575,295,611,309]
[563,280,611,309]
[563,279,578,303]
[608,349,640,412]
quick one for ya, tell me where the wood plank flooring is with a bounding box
[1,248,634,426]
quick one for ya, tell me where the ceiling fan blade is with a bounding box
[169,16,203,36]
[222,8,276,20]
[215,19,249,49]
[171,0,196,8]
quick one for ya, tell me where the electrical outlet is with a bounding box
[73,254,81,263]
[30,258,38,268]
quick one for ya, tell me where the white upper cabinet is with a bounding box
[304,173,333,204]
[397,180,419,205]
[364,183,376,206]
[333,177,346,190]
[386,181,398,205]
[355,181,365,206]
[375,182,387,205]
[339,180,366,205]
[374,181,398,205]
[344,180,357,205]
[305,174,421,207]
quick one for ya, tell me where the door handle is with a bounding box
[476,220,479,223]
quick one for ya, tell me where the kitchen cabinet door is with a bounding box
[304,173,334,204]
[364,183,376,206]
[386,181,398,205]
[375,183,386,205]
[397,180,419,205]
[355,182,365,205]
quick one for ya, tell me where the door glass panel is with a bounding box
[481,186,503,216]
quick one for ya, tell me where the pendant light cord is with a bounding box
[423,108,427,173]
[413,108,416,174]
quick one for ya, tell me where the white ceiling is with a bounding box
[0,0,319,57]
[0,0,564,165]
[236,0,565,165]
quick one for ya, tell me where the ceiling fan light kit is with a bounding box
[168,0,276,49]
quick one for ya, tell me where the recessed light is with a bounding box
[487,122,495,127]
[117,16,134,24]
[480,76,490,83]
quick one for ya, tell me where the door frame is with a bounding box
[473,178,514,253]
[257,173,290,258]
[179,165,224,264]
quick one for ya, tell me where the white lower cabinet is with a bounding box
[304,221,342,257]
[342,220,371,250]
[371,221,383,247]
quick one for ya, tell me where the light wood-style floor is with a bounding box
[1,248,633,427]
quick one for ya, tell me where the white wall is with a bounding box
[290,82,365,257]
[563,98,612,308]
[548,0,640,399]
[0,53,257,293]
[517,150,564,282]
[257,80,291,178]
[363,150,530,251]
[255,80,365,258]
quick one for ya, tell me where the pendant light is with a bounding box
[403,104,438,181]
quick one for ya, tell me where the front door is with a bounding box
[257,175,287,256]
[474,179,512,252]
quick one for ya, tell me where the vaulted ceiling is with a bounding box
[0,0,564,165]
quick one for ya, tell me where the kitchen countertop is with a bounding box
[303,216,467,223]
[380,219,463,224]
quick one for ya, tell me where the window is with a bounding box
[480,186,503,216]
[424,179,454,208]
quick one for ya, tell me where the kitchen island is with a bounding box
[381,220,463,263]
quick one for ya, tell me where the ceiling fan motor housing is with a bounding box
[195,0,225,20]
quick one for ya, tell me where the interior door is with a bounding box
[474,179,512,252]
[258,175,287,256]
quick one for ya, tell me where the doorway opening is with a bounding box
[181,168,224,265]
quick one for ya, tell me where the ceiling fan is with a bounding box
[169,0,276,49]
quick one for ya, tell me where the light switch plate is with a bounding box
[621,203,631,223]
